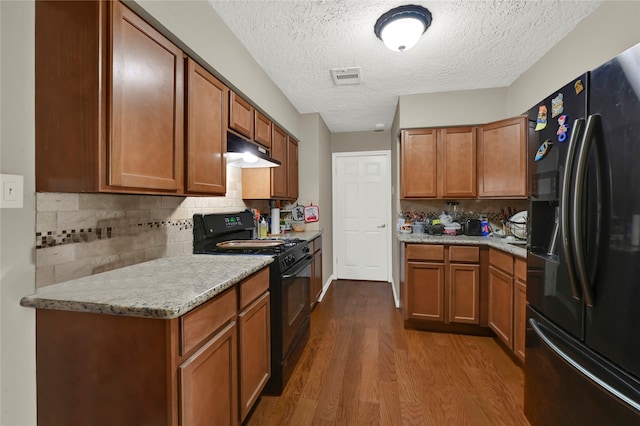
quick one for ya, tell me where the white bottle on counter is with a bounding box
[259,218,268,239]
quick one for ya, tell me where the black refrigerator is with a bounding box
[525,42,640,425]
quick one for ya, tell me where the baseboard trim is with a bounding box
[317,274,336,302]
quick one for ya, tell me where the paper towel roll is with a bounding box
[271,208,280,235]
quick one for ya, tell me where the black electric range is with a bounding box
[193,210,312,395]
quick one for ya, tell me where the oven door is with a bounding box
[281,254,312,356]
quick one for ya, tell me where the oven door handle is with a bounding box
[281,255,313,279]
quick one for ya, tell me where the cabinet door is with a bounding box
[439,127,477,198]
[287,138,299,200]
[401,129,437,198]
[478,116,527,198]
[513,258,527,362]
[514,278,527,362]
[271,125,288,198]
[488,265,514,348]
[254,111,272,149]
[179,321,238,426]
[311,248,323,309]
[186,58,227,195]
[406,261,445,321]
[448,263,480,324]
[238,292,270,422]
[229,92,254,139]
[110,1,184,191]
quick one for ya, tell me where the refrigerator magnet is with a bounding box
[551,93,564,118]
[535,139,553,161]
[535,105,548,131]
[557,115,569,142]
[574,79,584,95]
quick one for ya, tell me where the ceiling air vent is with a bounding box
[330,67,362,86]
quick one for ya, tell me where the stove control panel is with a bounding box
[223,216,244,227]
[282,255,296,268]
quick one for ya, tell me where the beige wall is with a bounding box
[331,130,391,152]
[508,0,640,116]
[398,87,509,129]
[299,113,334,286]
[1,1,37,424]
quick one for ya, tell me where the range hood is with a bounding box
[226,132,281,168]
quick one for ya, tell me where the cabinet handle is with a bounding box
[377,224,386,228]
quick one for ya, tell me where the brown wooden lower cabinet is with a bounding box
[405,243,527,359]
[310,236,323,309]
[238,291,270,422]
[448,246,481,324]
[488,263,514,347]
[179,321,238,426]
[404,244,481,326]
[488,248,528,362]
[34,267,270,426]
[513,257,527,362]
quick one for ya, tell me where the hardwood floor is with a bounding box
[246,280,529,425]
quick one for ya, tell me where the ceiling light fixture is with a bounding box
[374,5,432,52]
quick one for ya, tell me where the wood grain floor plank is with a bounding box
[245,280,529,426]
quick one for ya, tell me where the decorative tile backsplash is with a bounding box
[35,166,268,288]
[400,199,529,224]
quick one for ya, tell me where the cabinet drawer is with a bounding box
[406,244,444,262]
[489,248,513,275]
[449,246,479,263]
[181,287,237,356]
[515,257,527,282]
[239,267,270,310]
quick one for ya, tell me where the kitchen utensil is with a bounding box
[413,222,426,234]
[400,224,413,234]
[292,205,305,222]
[304,203,319,223]
[507,210,527,239]
[430,223,444,235]
[443,222,462,236]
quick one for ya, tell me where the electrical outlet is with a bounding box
[0,174,24,208]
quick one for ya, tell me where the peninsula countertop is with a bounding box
[20,254,273,319]
[396,233,527,258]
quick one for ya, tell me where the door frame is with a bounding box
[332,150,392,286]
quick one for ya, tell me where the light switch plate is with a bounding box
[0,174,24,208]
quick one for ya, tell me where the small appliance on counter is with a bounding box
[465,219,483,236]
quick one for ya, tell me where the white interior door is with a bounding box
[333,151,391,281]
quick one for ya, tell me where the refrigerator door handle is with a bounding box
[571,114,600,307]
[560,118,585,300]
[529,317,640,412]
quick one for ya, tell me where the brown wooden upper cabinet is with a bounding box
[254,111,272,149]
[439,127,477,198]
[229,91,254,140]
[185,58,228,195]
[241,125,298,201]
[36,0,185,195]
[287,137,299,200]
[271,125,288,198]
[401,127,476,199]
[477,116,528,198]
[401,129,438,198]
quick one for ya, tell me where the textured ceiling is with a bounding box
[208,0,602,133]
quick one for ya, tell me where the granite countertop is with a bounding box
[20,254,273,319]
[396,233,527,258]
[285,230,323,241]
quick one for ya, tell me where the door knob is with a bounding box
[377,224,386,228]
